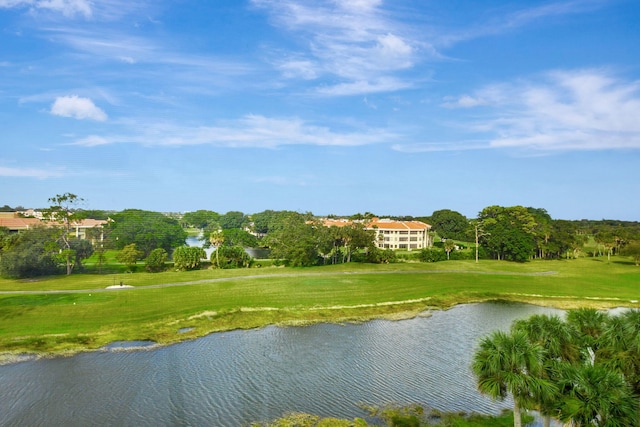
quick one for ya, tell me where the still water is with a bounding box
[0,302,561,426]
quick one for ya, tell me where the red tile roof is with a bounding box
[0,217,44,230]
[320,218,431,230]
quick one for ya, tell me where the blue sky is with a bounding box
[1,0,639,220]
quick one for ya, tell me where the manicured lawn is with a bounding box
[1,257,639,355]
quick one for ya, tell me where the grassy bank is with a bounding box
[0,257,639,356]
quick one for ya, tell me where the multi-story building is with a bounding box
[321,217,432,251]
[367,218,432,250]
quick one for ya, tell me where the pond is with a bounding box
[0,302,562,426]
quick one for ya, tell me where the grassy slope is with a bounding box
[0,257,639,354]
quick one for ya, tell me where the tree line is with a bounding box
[2,195,640,279]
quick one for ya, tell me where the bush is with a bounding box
[210,245,253,269]
[145,248,168,272]
[0,227,61,278]
[362,248,397,264]
[173,246,206,271]
[419,247,446,262]
[450,249,474,261]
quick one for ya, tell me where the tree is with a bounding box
[210,245,252,269]
[265,212,320,267]
[219,211,247,229]
[443,239,456,260]
[558,364,638,426]
[478,206,537,262]
[512,315,579,427]
[222,228,259,248]
[566,308,609,359]
[599,309,640,395]
[115,243,144,272]
[43,193,85,275]
[181,210,220,229]
[145,248,168,272]
[108,209,187,256]
[621,241,640,265]
[250,210,300,235]
[472,329,553,427]
[430,209,468,240]
[172,246,206,271]
[69,238,94,272]
[209,230,225,268]
[0,226,60,278]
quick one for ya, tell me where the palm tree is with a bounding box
[209,230,225,268]
[566,308,609,364]
[472,329,555,427]
[600,309,640,396]
[557,363,638,426]
[512,314,580,427]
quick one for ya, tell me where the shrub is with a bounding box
[145,248,168,272]
[173,246,206,271]
[210,245,253,269]
[419,247,446,262]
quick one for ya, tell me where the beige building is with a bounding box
[368,218,432,250]
[321,217,432,251]
[0,212,43,231]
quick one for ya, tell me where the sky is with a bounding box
[1,0,639,220]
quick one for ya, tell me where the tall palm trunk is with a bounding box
[513,399,522,427]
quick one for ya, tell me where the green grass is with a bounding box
[1,257,639,355]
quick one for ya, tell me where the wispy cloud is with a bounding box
[0,0,152,20]
[437,0,609,46]
[253,0,424,95]
[0,165,65,179]
[69,114,396,148]
[0,0,92,18]
[50,95,107,121]
[392,140,490,153]
[69,135,111,147]
[438,69,640,152]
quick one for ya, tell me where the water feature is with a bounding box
[185,235,215,259]
[185,235,270,260]
[0,302,562,426]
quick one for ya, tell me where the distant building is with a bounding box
[0,212,43,232]
[320,217,432,251]
[0,212,107,242]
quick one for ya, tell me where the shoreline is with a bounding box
[1,294,635,366]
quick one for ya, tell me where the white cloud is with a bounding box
[438,0,609,47]
[442,95,487,109]
[0,0,92,18]
[278,58,318,80]
[70,135,110,146]
[392,141,490,153]
[253,0,422,95]
[50,95,107,121]
[316,77,411,96]
[0,165,64,179]
[444,69,640,151]
[71,114,396,149]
